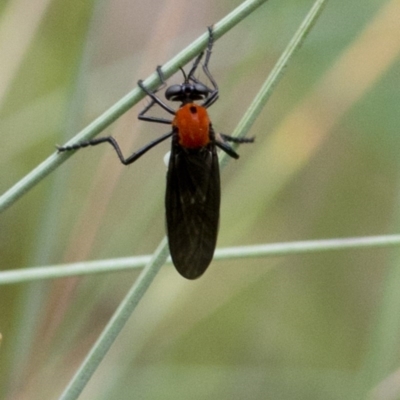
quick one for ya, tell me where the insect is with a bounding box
[57,27,254,279]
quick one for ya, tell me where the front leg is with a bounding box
[138,66,173,125]
[138,99,173,125]
[57,131,173,165]
[137,79,176,116]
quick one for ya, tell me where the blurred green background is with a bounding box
[1,0,400,399]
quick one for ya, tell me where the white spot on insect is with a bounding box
[163,151,170,167]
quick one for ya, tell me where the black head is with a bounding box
[165,82,210,103]
[165,67,211,104]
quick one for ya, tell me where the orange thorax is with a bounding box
[173,103,210,148]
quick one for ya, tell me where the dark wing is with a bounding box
[165,140,220,279]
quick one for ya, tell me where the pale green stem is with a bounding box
[0,234,398,286]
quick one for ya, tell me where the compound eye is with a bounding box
[193,83,210,96]
[165,85,183,101]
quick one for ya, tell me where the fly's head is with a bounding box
[165,67,212,105]
[165,82,211,104]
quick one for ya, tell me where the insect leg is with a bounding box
[214,131,254,159]
[200,27,219,108]
[155,65,167,89]
[220,133,255,144]
[138,100,173,125]
[137,79,175,115]
[123,130,173,164]
[215,140,240,159]
[187,46,206,80]
[138,66,174,124]
[202,27,216,80]
[57,131,173,165]
[202,92,219,108]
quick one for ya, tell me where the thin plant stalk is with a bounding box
[220,0,328,168]
[0,234,398,286]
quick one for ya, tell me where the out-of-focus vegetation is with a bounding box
[1,0,400,399]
